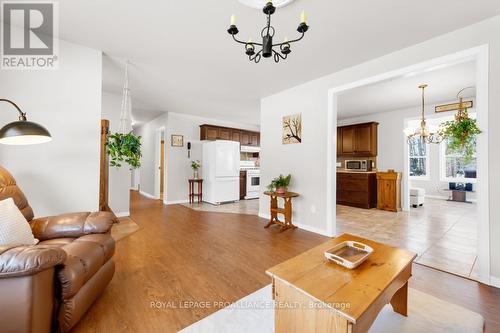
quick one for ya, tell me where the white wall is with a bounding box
[165,112,259,204]
[259,15,500,280]
[0,40,102,217]
[101,92,131,216]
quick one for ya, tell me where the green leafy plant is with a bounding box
[107,132,142,169]
[191,160,201,170]
[440,115,481,164]
[267,174,291,192]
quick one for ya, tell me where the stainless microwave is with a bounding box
[345,160,371,172]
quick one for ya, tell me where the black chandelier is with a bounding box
[227,2,309,63]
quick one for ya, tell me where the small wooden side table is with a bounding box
[188,179,203,203]
[264,191,299,232]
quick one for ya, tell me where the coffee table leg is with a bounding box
[390,282,408,316]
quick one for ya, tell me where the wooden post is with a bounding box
[99,119,110,212]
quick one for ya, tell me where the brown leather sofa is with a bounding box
[0,167,115,333]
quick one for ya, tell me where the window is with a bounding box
[440,139,477,183]
[408,138,429,179]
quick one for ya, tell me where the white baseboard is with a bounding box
[114,211,130,218]
[139,191,157,199]
[490,276,500,289]
[258,213,330,237]
[164,199,189,205]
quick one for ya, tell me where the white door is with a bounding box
[215,141,239,178]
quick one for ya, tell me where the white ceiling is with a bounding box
[54,1,500,125]
[337,61,476,119]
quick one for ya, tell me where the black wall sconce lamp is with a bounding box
[187,142,191,158]
[0,99,51,145]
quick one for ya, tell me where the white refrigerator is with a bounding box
[202,140,240,204]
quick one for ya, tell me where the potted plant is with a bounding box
[267,174,291,194]
[439,109,481,164]
[107,132,142,169]
[191,160,201,179]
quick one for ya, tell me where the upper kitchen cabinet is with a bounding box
[218,128,232,140]
[201,125,219,141]
[241,131,250,145]
[231,130,241,142]
[239,131,259,146]
[250,133,259,146]
[200,125,260,146]
[337,122,378,157]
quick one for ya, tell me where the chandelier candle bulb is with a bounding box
[230,14,236,26]
[300,10,307,24]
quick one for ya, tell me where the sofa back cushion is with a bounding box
[0,198,38,246]
[0,166,34,222]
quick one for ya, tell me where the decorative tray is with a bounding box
[324,241,373,269]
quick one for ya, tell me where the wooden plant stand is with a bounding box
[188,179,203,203]
[264,191,299,232]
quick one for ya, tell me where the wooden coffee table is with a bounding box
[266,234,417,333]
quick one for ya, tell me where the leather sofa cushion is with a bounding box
[58,234,115,299]
[0,166,34,222]
[30,212,115,241]
[39,238,76,247]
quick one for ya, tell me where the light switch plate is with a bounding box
[336,162,342,167]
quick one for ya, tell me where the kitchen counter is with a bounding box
[337,169,377,174]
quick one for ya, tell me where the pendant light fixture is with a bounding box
[0,99,52,145]
[119,61,133,134]
[227,1,309,63]
[406,84,443,145]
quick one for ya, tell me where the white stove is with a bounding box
[240,161,260,199]
[245,169,260,199]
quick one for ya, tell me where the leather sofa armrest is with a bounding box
[0,245,66,278]
[30,212,115,241]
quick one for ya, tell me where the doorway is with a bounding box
[160,140,165,200]
[327,45,490,285]
[154,127,166,201]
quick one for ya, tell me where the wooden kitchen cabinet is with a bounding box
[200,125,260,146]
[337,171,377,209]
[340,126,356,155]
[218,128,232,140]
[201,126,219,141]
[337,122,378,157]
[231,130,241,142]
[250,133,259,146]
[240,171,247,199]
[377,171,402,212]
[240,131,251,145]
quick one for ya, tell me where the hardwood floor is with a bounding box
[73,191,500,332]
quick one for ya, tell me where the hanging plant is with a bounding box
[439,112,481,164]
[107,132,142,169]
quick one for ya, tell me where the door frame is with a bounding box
[326,45,490,285]
[154,126,166,200]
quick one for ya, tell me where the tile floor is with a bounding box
[182,199,260,216]
[336,198,478,279]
